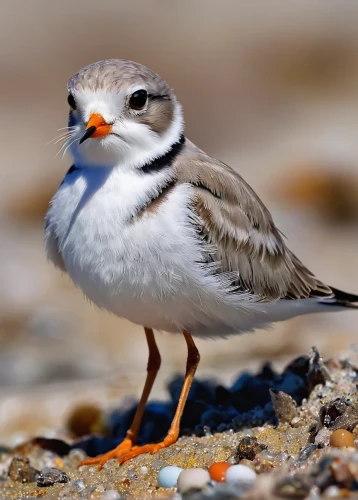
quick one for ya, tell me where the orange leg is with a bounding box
[78,327,161,470]
[115,329,200,465]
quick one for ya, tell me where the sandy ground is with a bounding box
[1,347,358,499]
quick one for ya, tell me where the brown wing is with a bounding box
[175,141,332,301]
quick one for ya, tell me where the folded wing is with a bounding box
[176,142,332,301]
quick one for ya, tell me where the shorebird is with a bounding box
[45,59,358,468]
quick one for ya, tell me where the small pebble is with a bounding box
[235,436,266,462]
[314,428,332,448]
[37,467,69,487]
[151,459,165,469]
[72,479,85,492]
[291,416,303,427]
[127,468,138,479]
[225,464,257,490]
[99,491,121,500]
[320,399,347,428]
[208,462,232,482]
[158,466,183,488]
[307,346,331,392]
[177,468,211,494]
[274,476,313,498]
[270,389,297,424]
[8,458,39,483]
[330,429,355,448]
[67,403,105,437]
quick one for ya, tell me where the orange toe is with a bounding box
[78,437,134,470]
[117,435,177,465]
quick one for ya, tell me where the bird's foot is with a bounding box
[116,434,177,465]
[78,434,177,470]
[78,437,134,470]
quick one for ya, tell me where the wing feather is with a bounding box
[175,141,332,301]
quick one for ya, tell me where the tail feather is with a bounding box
[319,286,358,308]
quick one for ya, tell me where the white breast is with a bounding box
[47,166,328,338]
[46,166,219,333]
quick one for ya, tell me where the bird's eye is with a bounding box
[67,94,77,110]
[129,89,148,110]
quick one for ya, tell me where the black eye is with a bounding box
[67,94,76,110]
[129,89,147,110]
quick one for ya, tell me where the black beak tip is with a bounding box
[79,126,96,144]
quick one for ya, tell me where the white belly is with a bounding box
[46,166,329,338]
[46,166,219,333]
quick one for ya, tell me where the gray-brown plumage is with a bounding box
[45,58,358,471]
[138,96,174,135]
[68,59,172,97]
[166,139,334,301]
[50,57,357,325]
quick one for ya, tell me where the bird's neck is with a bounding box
[138,134,186,174]
[127,101,185,171]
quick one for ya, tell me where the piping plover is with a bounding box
[45,59,357,468]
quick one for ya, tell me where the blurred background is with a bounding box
[0,0,358,444]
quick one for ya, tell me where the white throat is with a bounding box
[120,100,184,170]
[69,100,184,171]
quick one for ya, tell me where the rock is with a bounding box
[320,397,358,431]
[235,436,267,462]
[157,465,183,488]
[181,482,241,500]
[71,478,86,492]
[225,464,256,490]
[177,468,211,494]
[273,475,314,498]
[296,444,318,465]
[307,346,331,392]
[320,398,347,427]
[37,467,69,487]
[270,389,297,423]
[8,457,39,483]
[308,421,320,442]
[314,428,332,448]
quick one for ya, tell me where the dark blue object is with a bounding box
[72,356,310,457]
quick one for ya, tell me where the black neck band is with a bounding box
[64,135,185,177]
[140,134,185,174]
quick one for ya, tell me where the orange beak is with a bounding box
[79,113,112,144]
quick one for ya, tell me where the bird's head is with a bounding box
[64,59,183,169]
